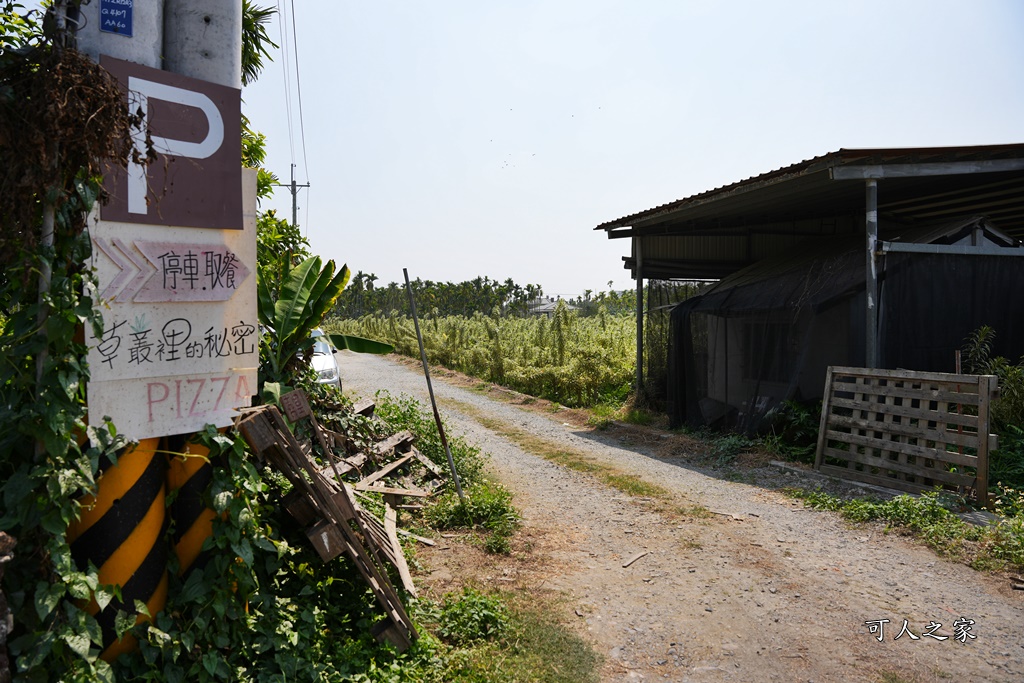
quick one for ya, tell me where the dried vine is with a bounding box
[0,45,144,268]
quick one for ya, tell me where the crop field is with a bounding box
[326,305,636,407]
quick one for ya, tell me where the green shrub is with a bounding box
[764,400,820,463]
[373,391,484,485]
[990,425,1024,492]
[709,433,754,464]
[436,588,510,646]
[425,482,520,536]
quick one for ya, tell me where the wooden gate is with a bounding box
[814,367,999,506]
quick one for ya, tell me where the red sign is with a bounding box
[100,56,242,229]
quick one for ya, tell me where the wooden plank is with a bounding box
[827,413,983,450]
[819,423,978,466]
[358,509,401,567]
[358,452,417,487]
[814,366,834,470]
[317,460,356,480]
[244,406,417,650]
[411,448,445,478]
[829,366,990,385]
[831,382,982,406]
[976,375,995,508]
[384,502,417,597]
[354,483,432,498]
[397,527,435,546]
[828,396,979,428]
[821,447,976,488]
[824,429,980,468]
[373,431,415,458]
[353,398,376,416]
[622,551,649,568]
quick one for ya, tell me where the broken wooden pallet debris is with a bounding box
[236,403,417,651]
[352,397,376,416]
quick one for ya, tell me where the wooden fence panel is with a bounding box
[814,366,998,506]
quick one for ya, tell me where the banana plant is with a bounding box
[258,255,392,388]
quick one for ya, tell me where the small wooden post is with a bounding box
[813,366,836,471]
[975,374,997,509]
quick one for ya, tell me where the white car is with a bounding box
[309,329,341,389]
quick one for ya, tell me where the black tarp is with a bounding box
[667,217,1024,431]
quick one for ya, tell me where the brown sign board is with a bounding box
[100,56,242,229]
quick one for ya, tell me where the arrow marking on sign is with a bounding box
[94,238,134,302]
[112,238,157,302]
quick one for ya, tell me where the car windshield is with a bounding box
[313,340,332,355]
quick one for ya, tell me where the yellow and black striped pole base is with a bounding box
[67,438,168,662]
[166,434,218,575]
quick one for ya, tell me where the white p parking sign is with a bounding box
[87,57,256,440]
[100,56,242,230]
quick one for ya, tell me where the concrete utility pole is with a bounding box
[275,164,310,229]
[74,0,164,68]
[164,0,242,88]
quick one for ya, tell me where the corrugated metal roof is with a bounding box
[597,144,1024,236]
[600,144,1024,281]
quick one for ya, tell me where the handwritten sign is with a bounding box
[87,171,258,438]
[93,238,251,303]
[99,0,133,37]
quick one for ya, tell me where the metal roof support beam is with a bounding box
[865,180,880,368]
[881,242,1024,256]
[635,238,645,401]
[832,158,1024,180]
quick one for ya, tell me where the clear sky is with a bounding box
[79,1,1024,297]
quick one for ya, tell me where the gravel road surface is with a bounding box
[339,350,1024,683]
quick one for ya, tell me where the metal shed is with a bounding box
[595,143,1024,405]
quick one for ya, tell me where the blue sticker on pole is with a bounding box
[99,0,133,37]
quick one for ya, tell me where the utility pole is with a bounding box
[274,164,310,229]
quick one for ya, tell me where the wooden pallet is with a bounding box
[237,404,417,650]
[814,366,998,506]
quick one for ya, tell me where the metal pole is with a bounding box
[291,166,298,229]
[274,163,309,230]
[635,238,645,401]
[865,179,879,368]
[403,268,465,502]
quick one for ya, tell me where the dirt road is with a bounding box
[340,351,1024,683]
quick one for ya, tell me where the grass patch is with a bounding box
[425,481,520,555]
[677,503,713,519]
[785,487,1024,572]
[604,473,667,498]
[444,399,693,515]
[414,588,601,683]
[622,408,655,426]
